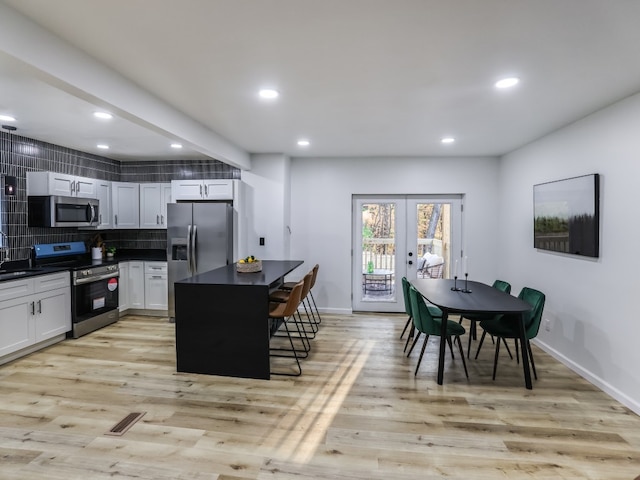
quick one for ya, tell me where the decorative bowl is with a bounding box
[237,259,262,273]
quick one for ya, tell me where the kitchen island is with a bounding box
[174,259,303,380]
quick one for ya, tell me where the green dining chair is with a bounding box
[403,278,444,355]
[408,285,468,378]
[475,287,546,380]
[459,279,512,358]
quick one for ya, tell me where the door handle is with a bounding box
[192,225,198,273]
[30,301,35,315]
[187,225,193,275]
[38,300,42,314]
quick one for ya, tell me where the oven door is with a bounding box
[72,274,119,324]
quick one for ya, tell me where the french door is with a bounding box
[352,195,463,312]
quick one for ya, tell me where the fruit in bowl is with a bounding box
[237,255,262,272]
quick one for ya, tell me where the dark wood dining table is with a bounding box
[411,278,534,389]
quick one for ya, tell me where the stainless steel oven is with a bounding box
[33,241,120,338]
[71,263,119,338]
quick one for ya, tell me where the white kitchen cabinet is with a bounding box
[95,180,112,229]
[112,182,140,229]
[171,179,234,201]
[27,171,97,198]
[118,262,130,312]
[128,261,145,309]
[0,271,70,362]
[144,262,167,310]
[139,183,171,229]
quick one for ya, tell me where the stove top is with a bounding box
[32,242,119,279]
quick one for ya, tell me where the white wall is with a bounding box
[240,154,291,260]
[499,92,640,414]
[289,156,500,313]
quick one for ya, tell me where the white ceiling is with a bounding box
[2,0,640,165]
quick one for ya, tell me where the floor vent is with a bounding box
[105,412,146,436]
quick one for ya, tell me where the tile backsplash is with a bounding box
[0,131,240,261]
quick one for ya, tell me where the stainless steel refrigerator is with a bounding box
[167,202,233,319]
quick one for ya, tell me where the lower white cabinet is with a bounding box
[117,261,168,312]
[0,271,70,361]
[118,262,130,312]
[144,262,168,310]
[128,261,145,309]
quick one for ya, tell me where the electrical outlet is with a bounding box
[544,318,551,332]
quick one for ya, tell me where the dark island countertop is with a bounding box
[176,260,303,288]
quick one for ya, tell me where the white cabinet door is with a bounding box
[74,177,97,198]
[203,179,233,200]
[140,183,163,228]
[161,183,172,227]
[96,180,112,229]
[118,262,130,312]
[0,295,33,357]
[26,171,97,198]
[112,182,140,229]
[34,287,71,341]
[128,261,145,308]
[144,262,167,310]
[171,179,206,200]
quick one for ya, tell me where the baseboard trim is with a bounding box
[534,339,640,416]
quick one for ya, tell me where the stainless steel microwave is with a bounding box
[28,195,99,227]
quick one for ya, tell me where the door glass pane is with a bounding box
[415,203,451,279]
[361,202,396,301]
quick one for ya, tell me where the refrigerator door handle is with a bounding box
[187,224,193,275]
[192,224,198,273]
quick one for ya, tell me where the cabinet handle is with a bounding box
[200,184,203,197]
[38,300,42,314]
[204,185,208,196]
[115,214,118,226]
[99,214,102,223]
[151,275,162,279]
[70,180,75,195]
[30,301,35,315]
[157,214,160,224]
[161,214,164,225]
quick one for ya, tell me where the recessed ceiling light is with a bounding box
[259,88,279,99]
[0,114,16,122]
[495,77,520,89]
[171,143,183,149]
[93,111,113,119]
[441,137,455,144]
[297,139,310,147]
[97,144,109,149]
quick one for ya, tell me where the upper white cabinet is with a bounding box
[171,179,234,201]
[27,171,97,198]
[112,182,140,229]
[140,183,172,229]
[95,180,112,229]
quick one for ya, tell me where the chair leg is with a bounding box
[455,335,469,378]
[526,339,538,380]
[414,335,430,375]
[400,315,412,339]
[404,325,415,352]
[270,316,302,376]
[492,335,501,380]
[475,330,488,359]
[503,338,514,360]
[308,290,322,324]
[446,336,455,359]
[466,319,476,359]
[407,331,421,356]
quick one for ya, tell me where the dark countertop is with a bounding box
[176,260,303,287]
[0,266,70,283]
[0,249,166,284]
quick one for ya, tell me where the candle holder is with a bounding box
[462,273,472,293]
[451,276,461,291]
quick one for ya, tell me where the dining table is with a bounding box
[411,278,534,389]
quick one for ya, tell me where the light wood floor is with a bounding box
[1,313,639,479]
